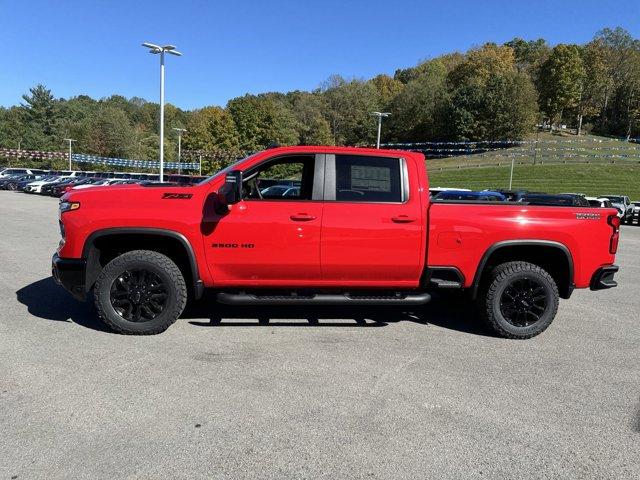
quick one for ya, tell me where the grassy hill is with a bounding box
[424,132,640,199]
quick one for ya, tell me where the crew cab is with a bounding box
[52,146,620,338]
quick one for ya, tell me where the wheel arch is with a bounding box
[82,228,204,299]
[471,240,575,299]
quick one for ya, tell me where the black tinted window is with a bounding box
[335,155,402,202]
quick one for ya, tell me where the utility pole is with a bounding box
[371,112,390,149]
[64,138,76,170]
[142,43,182,182]
[508,155,515,190]
[173,127,187,174]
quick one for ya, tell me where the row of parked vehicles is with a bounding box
[0,167,206,197]
[429,188,639,225]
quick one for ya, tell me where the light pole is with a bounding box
[173,127,187,174]
[64,138,76,170]
[371,112,390,149]
[142,42,182,182]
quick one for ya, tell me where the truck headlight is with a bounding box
[59,201,80,213]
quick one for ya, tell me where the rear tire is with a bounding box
[478,261,559,339]
[94,250,187,335]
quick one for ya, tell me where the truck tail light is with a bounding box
[607,214,620,254]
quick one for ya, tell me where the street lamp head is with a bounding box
[167,49,182,57]
[163,45,176,51]
[142,42,161,50]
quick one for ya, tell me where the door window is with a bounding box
[334,155,403,202]
[242,155,314,201]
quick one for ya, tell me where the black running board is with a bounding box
[216,292,431,306]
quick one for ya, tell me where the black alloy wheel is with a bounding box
[499,277,548,327]
[109,268,169,322]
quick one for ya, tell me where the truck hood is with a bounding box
[62,183,205,205]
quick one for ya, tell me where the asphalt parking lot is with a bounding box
[1,191,639,480]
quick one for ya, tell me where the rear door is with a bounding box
[320,154,424,286]
[203,154,325,286]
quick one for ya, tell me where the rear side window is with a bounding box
[335,155,402,202]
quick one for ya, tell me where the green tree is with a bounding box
[82,106,135,158]
[20,84,60,149]
[321,75,380,145]
[227,93,298,150]
[387,60,449,141]
[449,71,538,140]
[287,91,333,145]
[183,106,240,151]
[538,44,585,126]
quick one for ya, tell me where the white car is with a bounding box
[24,176,71,194]
[586,197,612,208]
[601,195,633,224]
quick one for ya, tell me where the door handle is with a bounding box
[392,215,417,223]
[290,213,316,222]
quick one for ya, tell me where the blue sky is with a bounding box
[1,0,638,110]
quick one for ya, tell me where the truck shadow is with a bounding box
[16,278,491,337]
[16,277,111,332]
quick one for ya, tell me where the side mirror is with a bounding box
[216,170,242,212]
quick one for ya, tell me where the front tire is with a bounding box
[478,261,559,339]
[94,250,187,335]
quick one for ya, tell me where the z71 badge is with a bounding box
[162,193,193,200]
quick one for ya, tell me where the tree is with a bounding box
[368,74,404,108]
[448,43,517,87]
[387,60,449,141]
[227,93,298,150]
[504,38,549,76]
[287,91,333,145]
[20,84,60,149]
[537,44,585,126]
[82,106,135,158]
[183,106,240,151]
[321,75,380,145]
[449,71,538,140]
[575,42,608,134]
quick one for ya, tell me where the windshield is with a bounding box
[604,196,623,203]
[196,153,258,185]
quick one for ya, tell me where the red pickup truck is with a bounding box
[52,146,620,338]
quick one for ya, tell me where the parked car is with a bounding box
[0,167,44,178]
[482,189,530,202]
[429,187,471,197]
[39,177,74,195]
[0,173,27,189]
[260,184,302,198]
[585,197,613,208]
[53,146,619,339]
[23,175,67,194]
[519,193,589,207]
[433,190,506,201]
[601,195,633,224]
[630,201,640,225]
[2,174,46,191]
[49,178,93,197]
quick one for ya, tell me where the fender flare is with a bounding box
[82,227,204,299]
[471,240,575,299]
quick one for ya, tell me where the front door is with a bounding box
[203,154,324,286]
[320,154,424,286]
